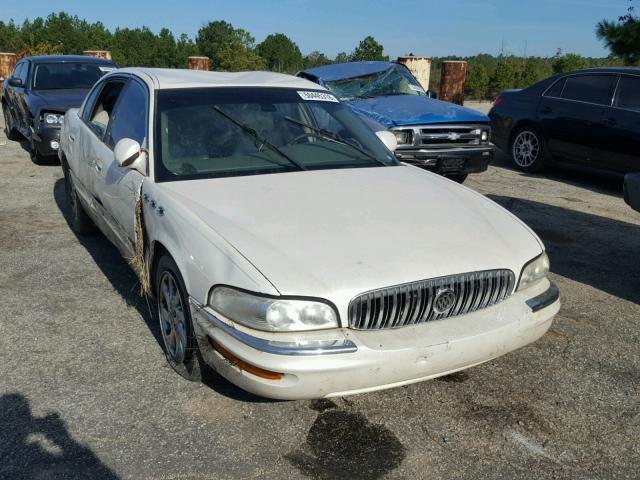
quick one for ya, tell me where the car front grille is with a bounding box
[395,124,490,150]
[348,269,516,330]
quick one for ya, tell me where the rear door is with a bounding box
[595,74,640,172]
[538,73,617,164]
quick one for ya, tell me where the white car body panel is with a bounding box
[59,68,559,400]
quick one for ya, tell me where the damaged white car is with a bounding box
[59,68,559,400]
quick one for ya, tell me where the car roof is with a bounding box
[568,66,640,75]
[301,61,393,82]
[23,55,116,65]
[116,67,326,90]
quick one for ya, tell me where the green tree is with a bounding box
[256,33,302,73]
[303,51,332,68]
[466,63,489,99]
[552,53,587,74]
[196,20,260,70]
[487,58,518,97]
[350,36,388,61]
[334,52,350,63]
[597,1,640,65]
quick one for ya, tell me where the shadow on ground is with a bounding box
[0,393,119,480]
[490,195,640,304]
[52,178,269,403]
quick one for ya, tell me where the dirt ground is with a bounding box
[1,104,638,480]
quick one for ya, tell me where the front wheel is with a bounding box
[155,255,202,382]
[2,105,21,141]
[510,127,548,172]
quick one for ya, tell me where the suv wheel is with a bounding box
[510,127,548,172]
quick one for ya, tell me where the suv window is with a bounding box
[105,80,148,148]
[614,76,640,112]
[87,80,126,139]
[561,75,615,105]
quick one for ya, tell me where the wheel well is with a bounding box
[508,120,538,147]
[149,241,170,296]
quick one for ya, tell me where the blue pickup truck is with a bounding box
[298,61,493,182]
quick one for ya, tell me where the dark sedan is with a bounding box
[2,55,117,164]
[490,67,640,173]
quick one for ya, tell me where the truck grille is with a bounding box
[395,124,490,150]
[348,269,515,330]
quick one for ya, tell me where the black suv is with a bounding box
[490,68,640,173]
[2,55,117,164]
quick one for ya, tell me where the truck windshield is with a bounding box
[154,87,398,182]
[324,64,426,100]
[32,63,113,90]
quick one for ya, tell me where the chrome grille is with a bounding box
[348,269,515,330]
[394,124,490,150]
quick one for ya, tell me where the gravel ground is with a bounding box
[1,105,638,480]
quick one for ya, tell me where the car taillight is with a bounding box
[493,96,504,107]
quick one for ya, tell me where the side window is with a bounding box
[545,78,565,98]
[18,62,29,83]
[81,82,104,121]
[614,76,640,112]
[561,75,616,105]
[87,80,126,139]
[105,80,148,149]
[12,63,24,82]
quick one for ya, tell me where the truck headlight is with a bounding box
[481,130,489,142]
[517,252,550,291]
[209,286,339,332]
[43,113,64,125]
[393,130,413,145]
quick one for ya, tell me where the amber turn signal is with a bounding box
[208,337,283,381]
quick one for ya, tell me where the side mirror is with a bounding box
[8,78,23,88]
[114,138,142,168]
[376,130,398,152]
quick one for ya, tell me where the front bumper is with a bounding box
[191,279,559,400]
[395,146,493,175]
[31,125,61,157]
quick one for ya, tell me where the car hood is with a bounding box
[28,89,89,115]
[345,95,489,128]
[159,166,542,308]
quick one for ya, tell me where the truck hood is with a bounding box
[28,89,89,115]
[345,95,489,128]
[160,166,542,307]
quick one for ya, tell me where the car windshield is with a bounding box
[155,87,399,182]
[324,64,426,100]
[32,62,114,90]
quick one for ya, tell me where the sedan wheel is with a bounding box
[2,105,20,141]
[510,127,547,172]
[155,255,202,382]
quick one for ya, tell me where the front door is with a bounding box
[538,73,617,164]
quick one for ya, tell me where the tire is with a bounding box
[62,164,96,234]
[155,254,202,382]
[2,104,21,141]
[447,173,468,184]
[30,137,57,165]
[509,126,548,172]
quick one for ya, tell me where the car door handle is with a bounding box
[68,134,75,142]
[94,163,102,173]
[602,118,617,126]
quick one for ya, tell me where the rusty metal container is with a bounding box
[0,52,18,92]
[397,55,432,91]
[83,50,112,60]
[188,56,210,71]
[439,61,467,105]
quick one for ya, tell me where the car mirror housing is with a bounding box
[114,138,146,174]
[8,77,23,88]
[376,130,398,152]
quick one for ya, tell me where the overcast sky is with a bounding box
[1,0,627,58]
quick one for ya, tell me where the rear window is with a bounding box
[614,76,640,112]
[560,75,616,105]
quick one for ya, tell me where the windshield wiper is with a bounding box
[284,116,386,166]
[212,106,306,171]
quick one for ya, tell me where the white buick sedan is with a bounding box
[59,68,559,400]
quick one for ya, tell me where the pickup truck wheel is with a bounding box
[510,127,547,172]
[2,106,21,141]
[155,255,202,382]
[63,166,96,234]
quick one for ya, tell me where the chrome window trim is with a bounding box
[190,298,358,356]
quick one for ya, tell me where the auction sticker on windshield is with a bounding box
[298,91,339,102]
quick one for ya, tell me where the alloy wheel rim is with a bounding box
[513,131,540,167]
[158,271,187,364]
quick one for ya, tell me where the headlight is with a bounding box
[517,252,550,291]
[209,286,339,332]
[481,130,489,142]
[43,113,64,125]
[393,130,413,145]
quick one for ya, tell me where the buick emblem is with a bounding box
[433,288,456,314]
